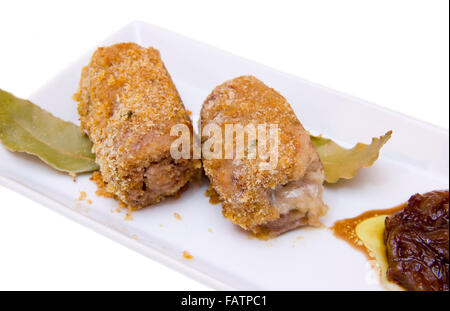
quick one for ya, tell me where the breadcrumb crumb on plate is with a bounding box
[77,191,87,201]
[124,210,133,221]
[173,212,182,220]
[182,251,194,260]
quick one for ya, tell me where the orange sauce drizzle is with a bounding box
[331,203,406,259]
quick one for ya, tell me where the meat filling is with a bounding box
[121,158,194,207]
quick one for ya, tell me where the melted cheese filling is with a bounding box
[269,165,326,221]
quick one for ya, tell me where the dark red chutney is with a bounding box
[384,190,449,291]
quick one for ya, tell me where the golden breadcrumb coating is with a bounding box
[201,75,327,236]
[74,43,200,208]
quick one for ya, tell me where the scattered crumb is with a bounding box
[110,207,122,214]
[131,234,138,240]
[70,172,77,182]
[296,236,303,241]
[110,209,114,214]
[124,209,133,221]
[182,251,194,260]
[208,228,213,233]
[159,224,163,227]
[173,212,182,221]
[87,199,92,205]
[266,243,273,247]
[78,191,87,201]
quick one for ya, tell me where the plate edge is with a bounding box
[0,175,236,291]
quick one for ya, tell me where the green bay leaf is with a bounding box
[0,89,99,174]
[311,131,392,183]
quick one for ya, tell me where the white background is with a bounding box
[0,0,448,290]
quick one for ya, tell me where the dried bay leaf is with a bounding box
[311,131,392,183]
[0,89,99,174]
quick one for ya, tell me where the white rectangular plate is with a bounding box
[1,21,448,290]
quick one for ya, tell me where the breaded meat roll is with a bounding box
[201,75,327,237]
[74,43,200,208]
